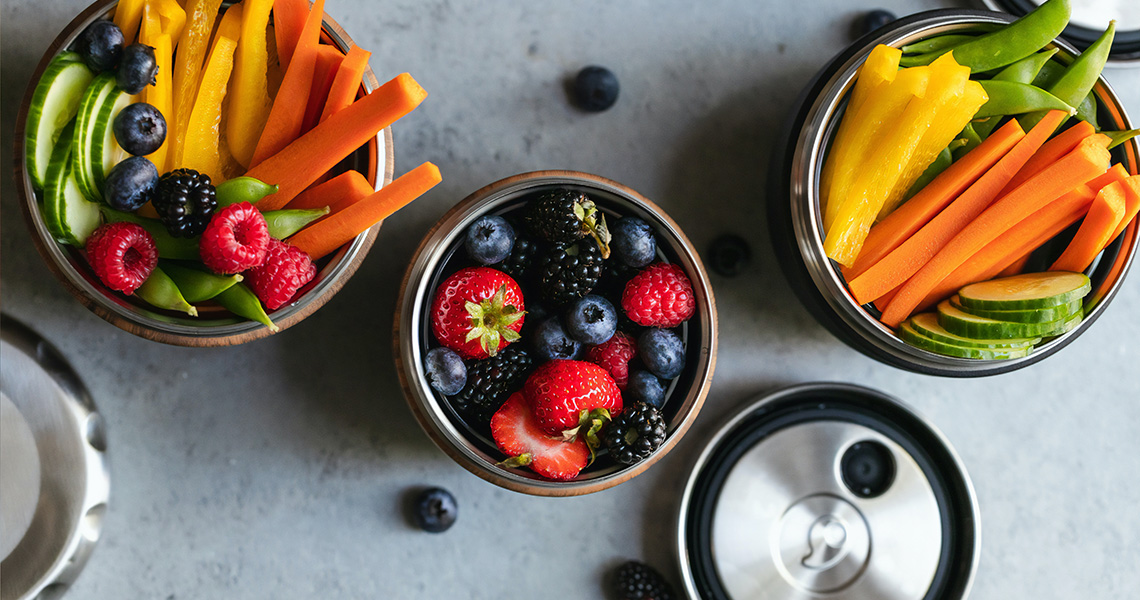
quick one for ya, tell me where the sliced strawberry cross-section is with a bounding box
[491,392,589,481]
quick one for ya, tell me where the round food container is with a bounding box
[677,383,980,600]
[395,171,717,496]
[13,0,394,346]
[768,9,1140,377]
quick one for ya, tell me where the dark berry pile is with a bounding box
[535,241,604,305]
[153,168,218,238]
[450,346,534,422]
[604,402,667,465]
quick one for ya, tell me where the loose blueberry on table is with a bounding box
[422,188,699,481]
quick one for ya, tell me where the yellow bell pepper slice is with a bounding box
[139,2,175,172]
[170,0,224,168]
[226,0,275,168]
[181,4,243,181]
[113,0,146,44]
[154,0,186,43]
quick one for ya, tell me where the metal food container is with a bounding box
[13,0,394,347]
[767,10,1140,377]
[395,171,717,496]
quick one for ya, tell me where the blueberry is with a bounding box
[638,328,685,379]
[610,216,656,268]
[103,156,158,211]
[572,66,619,112]
[626,370,666,409]
[76,20,124,73]
[464,215,514,265]
[116,44,159,94]
[708,234,751,278]
[861,9,897,35]
[530,316,582,362]
[114,102,167,157]
[413,487,457,533]
[564,295,616,345]
[424,347,466,396]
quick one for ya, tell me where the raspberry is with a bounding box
[585,331,637,389]
[621,263,695,327]
[199,202,270,274]
[244,239,316,310]
[85,222,158,295]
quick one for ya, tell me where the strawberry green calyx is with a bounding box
[575,199,612,259]
[561,408,612,465]
[498,453,534,469]
[464,285,525,357]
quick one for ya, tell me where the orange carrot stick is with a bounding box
[288,162,442,260]
[320,46,370,123]
[286,170,373,211]
[844,119,1025,280]
[245,72,427,211]
[1049,181,1127,272]
[996,253,1032,278]
[301,45,344,134]
[1108,175,1140,243]
[251,0,326,167]
[999,120,1095,196]
[848,111,1063,305]
[273,0,309,71]
[881,127,1112,327]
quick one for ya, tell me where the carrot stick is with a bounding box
[301,45,344,134]
[245,72,427,211]
[288,162,442,260]
[273,0,309,71]
[286,170,373,211]
[999,120,1095,196]
[847,111,1062,305]
[1108,175,1140,243]
[916,164,1129,311]
[1049,181,1127,272]
[881,126,1112,327]
[320,46,370,123]
[996,253,1032,278]
[250,0,326,167]
[844,119,1025,280]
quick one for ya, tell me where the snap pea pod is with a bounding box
[160,261,242,303]
[949,0,1071,73]
[101,207,200,260]
[135,265,198,317]
[216,176,278,207]
[214,283,279,332]
[975,80,1075,119]
[263,207,329,240]
[954,123,983,160]
[1076,93,1099,130]
[1021,21,1115,130]
[1104,129,1140,150]
[993,48,1057,83]
[900,34,975,55]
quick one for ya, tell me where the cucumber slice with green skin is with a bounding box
[899,321,1033,360]
[937,299,1070,339]
[957,272,1091,311]
[25,52,94,190]
[910,312,1039,349]
[94,92,132,188]
[72,73,119,200]
[1042,310,1083,338]
[950,295,1083,323]
[46,165,103,247]
[42,121,77,240]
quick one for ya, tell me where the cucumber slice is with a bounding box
[910,312,1039,349]
[72,73,119,200]
[950,295,1082,323]
[45,165,103,247]
[94,92,132,188]
[899,321,1033,360]
[25,52,94,190]
[957,272,1091,310]
[937,299,1069,339]
[1042,310,1083,338]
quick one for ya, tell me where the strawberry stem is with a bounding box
[464,285,524,357]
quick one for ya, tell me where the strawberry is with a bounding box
[523,360,623,450]
[430,267,525,360]
[491,392,589,481]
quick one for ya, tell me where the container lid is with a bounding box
[0,315,109,600]
[677,383,979,600]
[981,0,1140,65]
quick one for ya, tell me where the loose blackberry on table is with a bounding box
[450,346,533,422]
[153,168,218,238]
[612,560,676,600]
[604,402,667,466]
[536,240,604,305]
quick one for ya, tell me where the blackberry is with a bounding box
[613,560,675,600]
[153,169,217,238]
[450,346,534,422]
[536,240,603,306]
[523,189,611,257]
[604,402,666,466]
[496,237,538,281]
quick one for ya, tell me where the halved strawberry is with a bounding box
[523,360,623,447]
[491,392,589,481]
[430,266,525,360]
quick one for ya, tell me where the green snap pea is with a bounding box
[954,123,983,160]
[263,207,329,239]
[160,261,242,303]
[1104,129,1140,150]
[1031,59,1064,88]
[214,283,279,333]
[1022,21,1115,130]
[1076,93,1099,130]
[135,265,198,317]
[974,117,1002,140]
[949,0,1070,73]
[993,48,1057,83]
[101,207,200,260]
[904,146,954,201]
[975,80,1075,119]
[216,176,279,207]
[901,34,975,56]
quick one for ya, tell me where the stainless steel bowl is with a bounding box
[768,10,1139,377]
[13,0,394,346]
[395,171,718,496]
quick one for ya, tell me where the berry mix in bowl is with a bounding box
[396,171,717,496]
[15,0,440,345]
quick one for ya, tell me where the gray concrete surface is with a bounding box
[3,1,1139,598]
